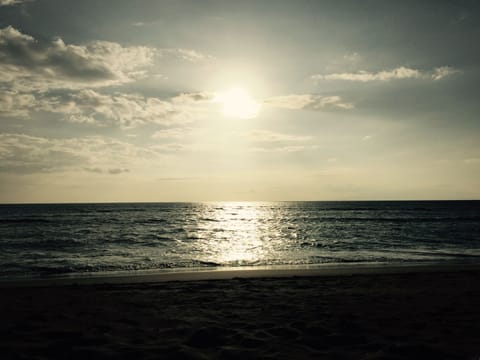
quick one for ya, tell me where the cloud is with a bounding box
[84,167,103,173]
[107,168,130,175]
[159,48,213,62]
[171,91,214,104]
[156,176,200,181]
[76,90,210,127]
[0,133,159,173]
[0,88,213,127]
[315,67,421,82]
[150,143,194,153]
[463,158,480,164]
[243,130,316,153]
[151,127,192,140]
[264,94,353,110]
[83,167,130,175]
[342,52,361,64]
[0,0,28,6]
[245,130,311,142]
[65,90,178,128]
[11,89,210,128]
[0,133,88,173]
[0,26,155,91]
[312,66,460,82]
[0,26,215,125]
[250,145,318,153]
[0,91,35,117]
[431,66,460,80]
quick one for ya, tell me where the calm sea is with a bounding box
[1,201,479,278]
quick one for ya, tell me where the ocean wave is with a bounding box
[1,201,479,279]
[0,218,52,224]
[305,216,480,223]
[0,258,224,278]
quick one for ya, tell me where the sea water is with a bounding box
[1,201,479,278]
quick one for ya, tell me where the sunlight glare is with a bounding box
[216,87,261,119]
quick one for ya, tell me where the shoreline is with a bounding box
[2,261,480,288]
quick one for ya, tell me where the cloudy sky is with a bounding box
[1,0,479,202]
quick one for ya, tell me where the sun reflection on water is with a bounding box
[194,202,274,266]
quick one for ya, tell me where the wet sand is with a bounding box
[1,266,480,359]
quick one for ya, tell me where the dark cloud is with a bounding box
[0,26,155,91]
[107,168,129,175]
[172,92,214,103]
[0,0,29,6]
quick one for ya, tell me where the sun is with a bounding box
[216,87,261,119]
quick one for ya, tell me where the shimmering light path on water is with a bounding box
[1,201,479,278]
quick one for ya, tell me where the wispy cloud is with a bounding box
[156,176,200,181]
[150,143,194,153]
[171,91,214,104]
[159,48,214,62]
[342,52,362,64]
[243,130,316,153]
[245,130,311,142]
[151,128,192,140]
[83,167,130,175]
[0,133,159,174]
[250,145,318,153]
[431,66,460,80]
[312,66,460,82]
[264,94,353,110]
[107,168,130,175]
[83,167,103,173]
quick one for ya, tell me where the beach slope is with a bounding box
[1,267,480,359]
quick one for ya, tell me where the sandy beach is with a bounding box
[1,266,480,359]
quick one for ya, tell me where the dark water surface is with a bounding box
[1,201,479,278]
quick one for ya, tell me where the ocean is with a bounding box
[1,201,479,279]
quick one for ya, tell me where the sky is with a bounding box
[0,0,479,202]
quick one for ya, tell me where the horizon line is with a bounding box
[1,199,479,205]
